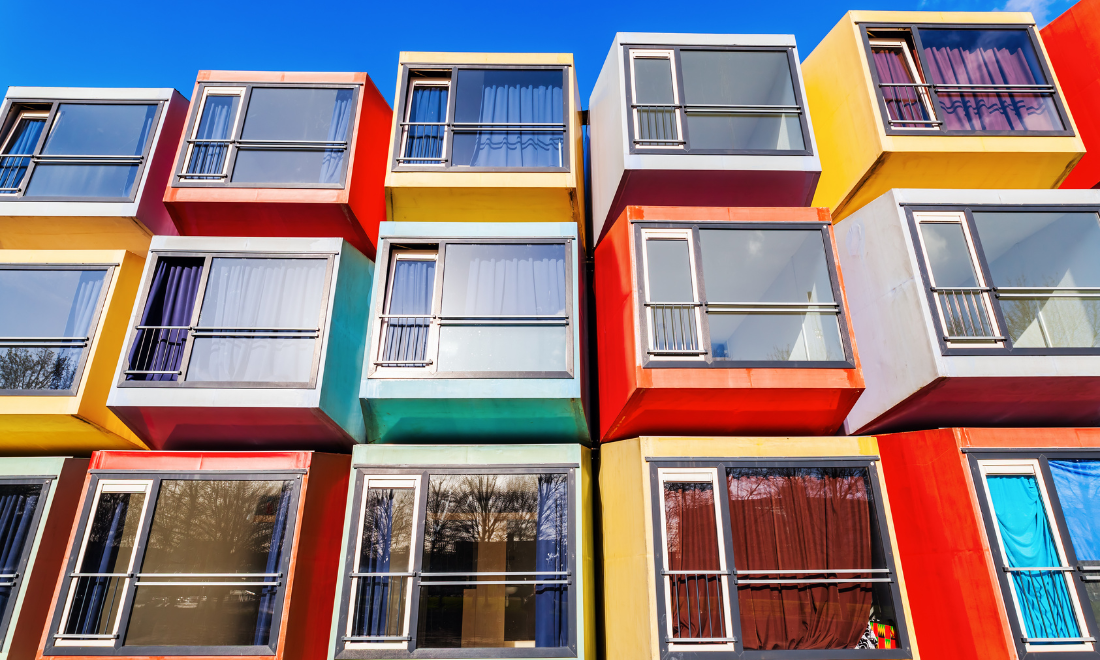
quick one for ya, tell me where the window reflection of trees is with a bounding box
[422,475,539,570]
[0,347,77,390]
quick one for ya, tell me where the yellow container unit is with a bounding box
[600,436,920,660]
[384,52,586,238]
[0,250,147,453]
[803,11,1085,221]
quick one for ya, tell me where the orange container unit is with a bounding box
[1043,0,1100,189]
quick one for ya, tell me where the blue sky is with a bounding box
[0,0,1077,107]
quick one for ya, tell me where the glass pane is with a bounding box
[382,259,436,366]
[698,229,834,303]
[685,114,803,151]
[437,325,567,372]
[633,58,675,104]
[919,222,980,288]
[1050,461,1100,626]
[124,480,293,647]
[452,70,564,168]
[186,95,239,177]
[662,481,726,641]
[726,467,890,650]
[240,88,354,142]
[986,474,1081,641]
[231,149,349,184]
[417,473,568,649]
[186,337,316,383]
[350,486,416,640]
[41,104,157,156]
[708,313,845,361]
[24,164,141,198]
[0,117,46,193]
[403,85,448,163]
[64,489,146,638]
[920,29,1063,131]
[645,239,693,302]
[0,269,107,391]
[441,244,566,317]
[871,46,932,127]
[973,212,1100,348]
[126,258,205,382]
[0,484,43,622]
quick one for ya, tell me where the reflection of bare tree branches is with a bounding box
[424,475,538,558]
[999,275,1100,348]
[0,347,76,390]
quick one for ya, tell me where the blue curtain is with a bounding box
[320,89,354,184]
[383,260,436,364]
[69,497,129,636]
[126,258,204,381]
[253,484,292,646]
[403,86,448,163]
[353,489,396,637]
[535,474,568,647]
[452,70,563,168]
[987,475,1081,639]
[0,487,41,616]
[1050,461,1100,562]
[0,117,46,192]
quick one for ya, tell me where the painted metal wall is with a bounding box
[1043,0,1100,189]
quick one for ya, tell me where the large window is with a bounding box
[0,266,112,394]
[653,460,908,657]
[636,223,850,367]
[47,474,299,654]
[625,46,810,154]
[371,240,572,378]
[334,468,573,657]
[0,101,160,199]
[176,84,357,186]
[910,208,1100,353]
[122,253,333,386]
[395,66,568,169]
[972,453,1100,655]
[0,479,49,644]
[865,25,1069,135]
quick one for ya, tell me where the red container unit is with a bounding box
[594,205,864,442]
[878,428,1100,660]
[35,451,349,660]
[1044,0,1100,189]
[163,71,391,258]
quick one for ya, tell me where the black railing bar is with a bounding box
[1023,637,1096,643]
[188,139,233,143]
[452,122,567,127]
[932,287,992,293]
[0,188,22,192]
[438,315,568,320]
[944,335,1005,342]
[1003,566,1074,572]
[54,634,118,640]
[436,319,567,326]
[135,572,280,577]
[395,157,448,162]
[192,326,319,331]
[70,572,131,577]
[705,302,839,308]
[136,581,280,586]
[0,341,87,348]
[888,120,943,126]
[179,173,229,179]
[0,582,16,588]
[0,153,33,157]
[682,103,802,110]
[666,637,738,643]
[342,636,412,641]
[935,83,1056,90]
[0,336,88,341]
[123,370,182,375]
[685,108,803,115]
[631,103,682,108]
[450,127,566,133]
[235,139,348,146]
[0,573,18,579]
[1080,565,1100,571]
[190,332,319,338]
[399,122,448,126]
[634,139,687,144]
[648,350,709,355]
[421,571,570,576]
[134,325,190,330]
[349,571,417,577]
[33,155,143,162]
[998,286,1100,292]
[879,83,934,87]
[644,302,703,307]
[378,314,433,319]
[662,570,730,575]
[705,308,840,315]
[374,360,433,366]
[737,577,893,584]
[998,293,1100,300]
[735,569,890,574]
[419,579,570,585]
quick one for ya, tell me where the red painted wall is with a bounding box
[1044,0,1100,189]
[594,205,864,442]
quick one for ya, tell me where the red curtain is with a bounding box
[872,48,930,127]
[727,468,874,650]
[663,482,726,640]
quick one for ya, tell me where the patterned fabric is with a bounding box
[856,621,898,649]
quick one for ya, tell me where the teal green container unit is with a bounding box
[327,443,594,660]
[0,457,87,660]
[360,222,589,443]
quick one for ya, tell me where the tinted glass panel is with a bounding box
[186,94,239,176]
[632,57,680,145]
[919,223,979,288]
[1050,461,1100,625]
[437,325,567,372]
[0,117,45,193]
[25,164,141,198]
[350,485,416,641]
[124,480,293,647]
[40,104,157,156]
[403,85,448,163]
[440,244,566,317]
[633,58,676,104]
[451,70,564,168]
[707,313,844,361]
[871,45,932,127]
[0,269,107,390]
[0,484,42,629]
[645,239,693,302]
[662,481,725,641]
[382,259,436,366]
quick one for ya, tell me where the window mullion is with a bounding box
[109,477,159,650]
[407,471,430,652]
[175,255,212,382]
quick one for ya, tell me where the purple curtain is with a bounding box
[253,484,292,646]
[872,48,930,128]
[126,258,204,381]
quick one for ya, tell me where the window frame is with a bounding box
[632,221,855,370]
[0,263,116,396]
[391,63,572,173]
[44,470,304,657]
[172,82,361,189]
[860,23,1075,138]
[0,98,165,202]
[367,237,575,380]
[0,476,54,646]
[622,44,814,157]
[117,250,337,389]
[968,450,1100,658]
[332,464,579,659]
[648,457,912,660]
[904,204,1100,356]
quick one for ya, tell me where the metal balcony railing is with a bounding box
[663,570,735,643]
[646,303,704,356]
[125,325,189,377]
[933,287,1002,342]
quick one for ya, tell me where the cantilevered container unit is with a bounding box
[163,71,391,258]
[107,236,373,450]
[0,87,187,254]
[588,33,821,244]
[361,222,588,443]
[803,11,1084,221]
[0,458,87,660]
[1042,0,1100,189]
[600,436,919,660]
[877,427,1100,660]
[0,250,148,452]
[385,52,585,233]
[835,189,1100,434]
[37,450,349,660]
[327,443,593,660]
[594,206,863,442]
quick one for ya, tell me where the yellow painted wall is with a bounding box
[804,11,1085,221]
[0,216,153,256]
[0,250,148,454]
[599,436,919,660]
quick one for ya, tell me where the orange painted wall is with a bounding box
[1044,0,1100,189]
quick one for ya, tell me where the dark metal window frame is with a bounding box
[0,263,116,396]
[43,469,304,657]
[172,81,361,189]
[390,63,572,173]
[0,98,165,202]
[647,457,912,660]
[632,221,855,369]
[367,236,575,380]
[967,449,1100,659]
[904,204,1100,357]
[859,22,1075,138]
[117,249,337,389]
[0,476,54,646]
[333,464,579,659]
[621,44,814,157]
